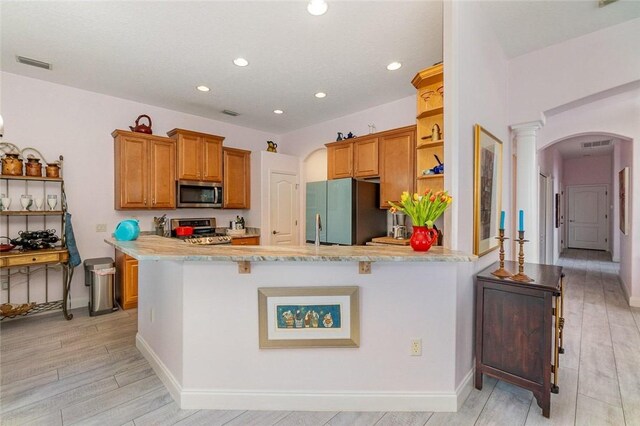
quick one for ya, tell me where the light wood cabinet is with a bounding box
[379,126,416,208]
[167,128,223,182]
[354,137,379,177]
[326,141,353,179]
[231,236,260,246]
[223,147,251,209]
[113,130,176,210]
[115,250,138,310]
[326,137,379,179]
[412,64,444,194]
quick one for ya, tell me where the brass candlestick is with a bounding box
[511,230,533,282]
[491,229,512,278]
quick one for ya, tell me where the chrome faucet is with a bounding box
[315,213,322,246]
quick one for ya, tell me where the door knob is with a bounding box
[272,230,280,235]
[569,220,574,222]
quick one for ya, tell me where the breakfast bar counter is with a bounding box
[105,235,478,413]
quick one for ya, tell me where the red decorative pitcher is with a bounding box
[410,226,438,252]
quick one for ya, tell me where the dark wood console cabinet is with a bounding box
[475,261,564,418]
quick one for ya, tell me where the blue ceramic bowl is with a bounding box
[114,219,140,241]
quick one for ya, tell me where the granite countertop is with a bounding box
[105,235,476,262]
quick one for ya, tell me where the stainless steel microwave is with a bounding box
[176,180,223,208]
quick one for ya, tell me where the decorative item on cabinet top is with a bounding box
[129,114,153,134]
[266,141,278,152]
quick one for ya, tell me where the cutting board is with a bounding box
[371,236,411,246]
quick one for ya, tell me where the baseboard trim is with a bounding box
[136,335,460,412]
[455,368,474,410]
[180,389,459,412]
[136,334,183,405]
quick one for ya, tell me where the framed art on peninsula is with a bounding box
[473,124,503,256]
[258,286,359,348]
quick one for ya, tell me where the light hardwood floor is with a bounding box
[1,249,638,425]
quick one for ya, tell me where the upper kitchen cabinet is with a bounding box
[412,63,444,194]
[167,128,224,182]
[113,130,176,210]
[326,136,379,179]
[379,126,416,208]
[223,147,251,209]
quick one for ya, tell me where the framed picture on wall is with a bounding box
[473,124,503,256]
[258,286,359,348]
[619,167,629,235]
[555,193,561,229]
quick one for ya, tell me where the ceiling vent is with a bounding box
[16,56,52,70]
[581,140,611,149]
[222,110,240,117]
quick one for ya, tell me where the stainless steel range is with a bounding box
[169,217,232,245]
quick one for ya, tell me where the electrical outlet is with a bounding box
[96,224,107,232]
[410,338,422,356]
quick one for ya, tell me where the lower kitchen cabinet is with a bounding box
[223,147,251,209]
[231,236,260,246]
[115,249,138,310]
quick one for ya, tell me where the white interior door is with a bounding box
[269,172,299,245]
[539,174,547,263]
[567,185,608,250]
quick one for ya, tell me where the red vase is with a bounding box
[410,226,438,252]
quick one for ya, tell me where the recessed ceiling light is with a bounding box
[315,92,327,98]
[273,109,284,114]
[387,62,402,71]
[196,85,210,92]
[233,58,249,67]
[307,0,328,16]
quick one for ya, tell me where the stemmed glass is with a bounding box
[47,194,58,211]
[1,197,10,211]
[20,195,33,211]
[34,197,44,211]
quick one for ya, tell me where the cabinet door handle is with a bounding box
[152,198,156,205]
[144,198,147,206]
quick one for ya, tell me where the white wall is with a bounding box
[614,140,634,296]
[508,17,640,125]
[444,0,510,390]
[1,72,280,308]
[282,95,415,160]
[538,145,563,264]
[538,88,639,304]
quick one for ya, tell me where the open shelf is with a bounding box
[416,107,444,120]
[1,210,64,216]
[417,174,445,180]
[417,140,444,149]
[0,175,63,182]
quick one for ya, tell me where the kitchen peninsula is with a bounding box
[106,235,477,412]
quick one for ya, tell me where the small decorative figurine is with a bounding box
[266,141,278,153]
[368,124,377,134]
[336,132,344,141]
[346,132,355,139]
[129,115,153,134]
[431,123,442,141]
[432,154,444,174]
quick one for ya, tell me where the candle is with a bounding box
[518,210,524,232]
[500,211,505,230]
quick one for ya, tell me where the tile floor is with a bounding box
[1,249,638,425]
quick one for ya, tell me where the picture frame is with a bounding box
[619,167,629,235]
[555,193,561,229]
[473,124,503,256]
[258,286,359,349]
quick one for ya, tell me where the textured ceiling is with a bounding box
[3,1,639,134]
[480,0,640,58]
[1,1,442,134]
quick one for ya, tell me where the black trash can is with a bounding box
[84,258,118,316]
